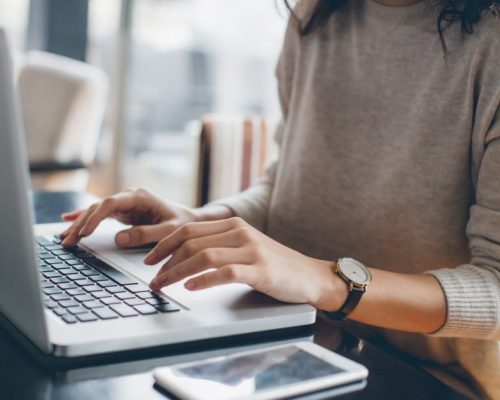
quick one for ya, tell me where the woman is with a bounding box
[62,0,500,397]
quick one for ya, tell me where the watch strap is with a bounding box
[326,285,364,320]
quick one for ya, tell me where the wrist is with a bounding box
[311,260,349,312]
[191,204,235,222]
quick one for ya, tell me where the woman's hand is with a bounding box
[145,217,346,310]
[60,188,232,248]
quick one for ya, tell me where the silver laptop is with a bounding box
[0,29,316,358]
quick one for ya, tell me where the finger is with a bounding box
[149,247,252,290]
[78,197,124,238]
[61,209,85,221]
[184,264,255,291]
[60,210,86,237]
[161,229,246,269]
[115,222,177,248]
[144,217,245,265]
[61,208,94,247]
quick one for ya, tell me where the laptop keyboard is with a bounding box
[36,236,180,324]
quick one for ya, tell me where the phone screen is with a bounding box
[171,345,346,398]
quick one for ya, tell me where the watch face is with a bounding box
[338,258,372,286]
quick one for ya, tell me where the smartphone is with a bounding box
[153,341,368,400]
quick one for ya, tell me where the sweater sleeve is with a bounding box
[426,104,500,339]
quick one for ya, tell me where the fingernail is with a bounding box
[185,281,195,290]
[116,232,130,246]
[79,229,87,237]
[144,254,154,264]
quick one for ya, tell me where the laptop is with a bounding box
[0,29,316,358]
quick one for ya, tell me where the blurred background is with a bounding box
[1,0,286,206]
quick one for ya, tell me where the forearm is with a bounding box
[318,266,447,334]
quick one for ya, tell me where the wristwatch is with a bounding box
[328,258,372,320]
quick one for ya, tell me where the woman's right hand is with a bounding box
[60,188,233,248]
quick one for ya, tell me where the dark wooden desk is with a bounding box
[0,191,468,400]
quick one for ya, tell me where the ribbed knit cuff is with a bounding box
[209,197,264,231]
[208,182,272,232]
[425,265,499,338]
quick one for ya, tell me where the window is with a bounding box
[0,0,29,50]
[87,0,287,205]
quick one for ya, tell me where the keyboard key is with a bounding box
[110,304,139,317]
[68,247,86,255]
[74,279,93,287]
[93,308,119,320]
[51,277,70,285]
[155,304,181,313]
[45,245,63,251]
[76,312,99,322]
[80,270,100,277]
[58,282,78,290]
[41,282,54,289]
[44,300,58,309]
[75,294,94,302]
[45,258,63,265]
[62,315,78,324]
[137,292,156,299]
[59,268,76,275]
[38,253,53,259]
[43,287,62,295]
[68,306,89,315]
[84,285,103,293]
[67,288,86,296]
[115,292,135,300]
[52,250,68,256]
[145,297,170,306]
[66,260,83,265]
[66,273,81,280]
[101,297,121,305]
[90,275,109,282]
[52,307,68,316]
[73,264,91,271]
[82,300,105,309]
[51,293,70,301]
[39,266,52,273]
[43,271,61,279]
[134,304,158,315]
[124,298,145,307]
[106,286,126,294]
[97,280,117,288]
[51,263,70,270]
[92,291,111,299]
[126,283,150,293]
[59,299,80,308]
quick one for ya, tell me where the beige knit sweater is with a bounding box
[214,0,500,397]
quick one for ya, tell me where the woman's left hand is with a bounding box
[145,217,345,311]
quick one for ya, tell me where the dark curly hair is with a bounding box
[283,0,499,52]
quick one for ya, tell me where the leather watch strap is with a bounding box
[327,286,365,320]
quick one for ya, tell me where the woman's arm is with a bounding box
[321,268,447,335]
[144,216,447,335]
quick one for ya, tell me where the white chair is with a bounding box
[17,51,108,190]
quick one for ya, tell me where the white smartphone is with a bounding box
[153,341,368,400]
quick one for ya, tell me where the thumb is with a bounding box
[115,222,177,248]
